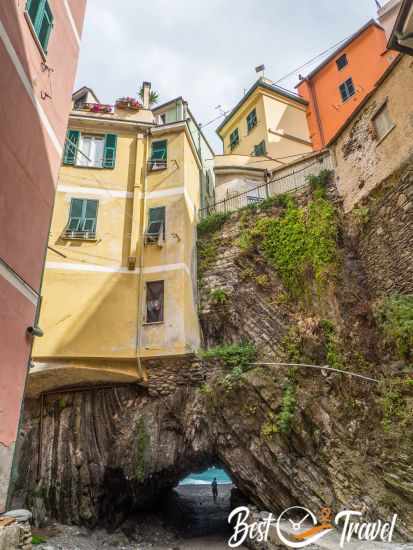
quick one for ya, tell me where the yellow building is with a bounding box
[213,77,313,203]
[28,83,213,396]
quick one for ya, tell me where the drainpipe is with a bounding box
[135,130,150,382]
[307,78,326,149]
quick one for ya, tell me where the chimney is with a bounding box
[142,81,151,109]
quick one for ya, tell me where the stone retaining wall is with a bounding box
[358,160,413,297]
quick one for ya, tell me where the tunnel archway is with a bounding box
[14,368,410,541]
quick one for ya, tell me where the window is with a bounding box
[246,109,257,132]
[372,103,394,142]
[339,78,355,102]
[229,128,239,151]
[336,54,348,71]
[63,131,117,168]
[77,135,105,167]
[146,281,164,323]
[254,141,266,156]
[26,0,54,53]
[159,113,166,124]
[149,140,167,170]
[145,206,166,244]
[65,198,98,239]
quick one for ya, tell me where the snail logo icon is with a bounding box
[276,506,334,548]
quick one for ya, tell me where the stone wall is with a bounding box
[357,160,413,297]
[332,55,413,212]
[0,521,31,550]
[142,355,221,397]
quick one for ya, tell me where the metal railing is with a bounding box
[62,229,97,240]
[147,159,167,171]
[199,152,334,219]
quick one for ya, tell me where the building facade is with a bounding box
[380,0,413,55]
[328,55,409,211]
[296,20,397,151]
[0,0,86,511]
[27,85,210,398]
[214,78,312,204]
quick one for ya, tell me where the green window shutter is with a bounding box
[247,109,257,132]
[38,1,53,52]
[151,140,167,160]
[103,134,117,168]
[148,206,166,239]
[68,198,98,234]
[26,0,43,25]
[26,0,53,53]
[229,129,239,150]
[83,200,98,232]
[254,141,266,156]
[63,130,80,165]
[68,198,83,231]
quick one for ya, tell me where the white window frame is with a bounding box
[76,134,105,168]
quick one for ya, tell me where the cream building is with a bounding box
[28,83,213,396]
[213,77,313,204]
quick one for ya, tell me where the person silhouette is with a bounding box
[211,477,218,504]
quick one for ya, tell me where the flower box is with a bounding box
[80,103,113,114]
[115,97,142,111]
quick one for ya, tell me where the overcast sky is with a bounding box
[75,0,379,152]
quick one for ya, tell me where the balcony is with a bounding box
[61,229,97,241]
[144,222,165,247]
[147,159,167,172]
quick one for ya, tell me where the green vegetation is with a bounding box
[32,535,47,545]
[135,417,150,482]
[277,382,297,433]
[261,413,278,438]
[210,288,228,305]
[138,85,159,106]
[281,327,303,363]
[380,378,411,432]
[255,274,270,288]
[58,398,66,410]
[306,169,333,199]
[352,206,370,226]
[319,319,344,370]
[375,294,413,359]
[200,342,257,371]
[259,193,294,210]
[197,212,230,237]
[243,180,338,298]
[201,342,257,392]
[261,380,297,437]
[200,383,213,396]
[198,238,219,279]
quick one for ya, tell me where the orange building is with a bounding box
[296,20,398,150]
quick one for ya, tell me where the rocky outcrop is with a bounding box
[13,178,413,540]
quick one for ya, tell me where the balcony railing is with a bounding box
[62,229,97,240]
[147,159,167,171]
[144,223,165,246]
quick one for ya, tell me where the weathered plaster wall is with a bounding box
[332,55,413,212]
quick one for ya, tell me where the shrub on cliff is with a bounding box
[197,212,230,237]
[375,294,413,359]
[252,195,338,298]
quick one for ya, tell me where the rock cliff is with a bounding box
[13,173,413,539]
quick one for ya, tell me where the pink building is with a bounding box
[0,0,87,511]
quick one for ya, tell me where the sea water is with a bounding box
[179,466,232,485]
